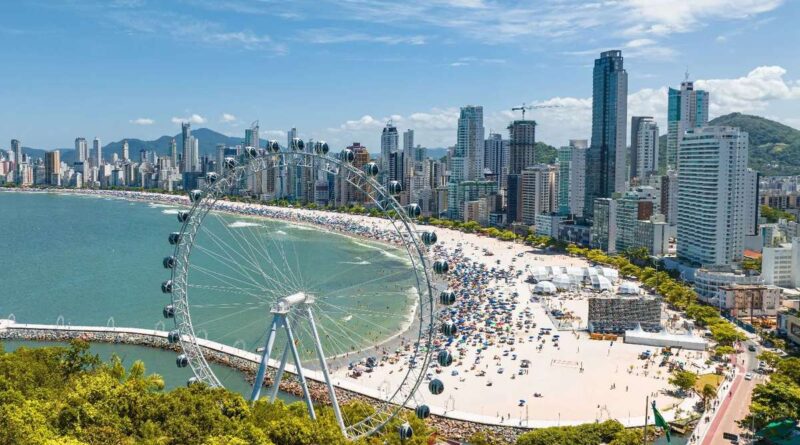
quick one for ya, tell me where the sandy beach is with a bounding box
[6,188,711,427]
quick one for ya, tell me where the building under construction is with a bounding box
[587,296,661,333]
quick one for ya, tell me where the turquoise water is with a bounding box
[0,191,415,366]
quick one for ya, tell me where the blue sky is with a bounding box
[1,0,799,152]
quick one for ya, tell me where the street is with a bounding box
[705,340,760,445]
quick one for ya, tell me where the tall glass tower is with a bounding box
[666,80,709,170]
[585,50,627,219]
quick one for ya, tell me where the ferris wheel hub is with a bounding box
[271,291,314,313]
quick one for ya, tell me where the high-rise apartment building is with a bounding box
[630,116,659,181]
[667,80,709,169]
[521,164,559,225]
[380,122,399,178]
[484,133,509,189]
[44,150,61,186]
[122,140,129,162]
[246,122,260,149]
[75,137,88,162]
[181,123,192,172]
[11,139,22,184]
[93,137,102,167]
[508,120,536,175]
[677,126,749,267]
[569,139,588,218]
[506,120,536,223]
[452,106,484,183]
[585,50,627,218]
[170,138,178,166]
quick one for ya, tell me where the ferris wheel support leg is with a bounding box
[306,306,346,434]
[283,316,316,420]
[268,343,290,403]
[250,317,280,403]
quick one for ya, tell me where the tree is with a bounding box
[758,351,781,369]
[701,383,717,408]
[669,370,698,394]
[710,323,746,346]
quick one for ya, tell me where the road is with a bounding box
[705,340,760,445]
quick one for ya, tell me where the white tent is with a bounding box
[530,266,550,282]
[534,281,557,294]
[553,274,574,290]
[591,275,613,292]
[599,267,619,282]
[624,325,708,351]
[618,282,640,295]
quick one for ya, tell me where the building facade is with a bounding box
[677,127,750,267]
[585,50,628,219]
[667,80,709,169]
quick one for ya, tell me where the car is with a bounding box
[748,345,757,352]
[744,373,753,381]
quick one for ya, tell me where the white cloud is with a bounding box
[329,0,783,44]
[171,114,207,125]
[297,29,426,45]
[220,113,237,123]
[129,117,154,125]
[696,65,800,114]
[329,65,799,150]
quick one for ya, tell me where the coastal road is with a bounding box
[704,340,760,445]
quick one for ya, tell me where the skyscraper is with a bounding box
[181,123,192,172]
[521,164,559,225]
[45,150,61,186]
[566,139,588,218]
[170,138,178,166]
[93,137,102,166]
[75,138,88,162]
[506,119,536,223]
[122,139,129,162]
[667,80,709,170]
[508,120,536,175]
[484,133,509,189]
[677,126,749,267]
[585,50,628,219]
[630,116,659,181]
[452,106,484,183]
[245,121,260,149]
[380,122,399,178]
[11,139,22,184]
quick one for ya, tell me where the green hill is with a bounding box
[657,113,800,176]
[708,112,800,176]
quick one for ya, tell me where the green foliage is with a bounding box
[713,345,736,357]
[709,323,746,346]
[669,370,698,393]
[709,112,800,176]
[515,420,624,445]
[757,350,781,368]
[743,356,800,430]
[761,205,797,223]
[0,343,430,445]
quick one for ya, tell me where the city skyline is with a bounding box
[1,1,799,151]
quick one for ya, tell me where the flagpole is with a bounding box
[643,395,649,445]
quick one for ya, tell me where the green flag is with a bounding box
[652,401,671,443]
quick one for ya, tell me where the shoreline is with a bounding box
[2,187,705,433]
[2,187,422,365]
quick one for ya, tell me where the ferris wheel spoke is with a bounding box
[207,212,291,293]
[190,264,278,304]
[196,225,280,295]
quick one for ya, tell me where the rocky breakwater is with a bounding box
[0,326,524,442]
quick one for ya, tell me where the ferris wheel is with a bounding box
[159,140,457,440]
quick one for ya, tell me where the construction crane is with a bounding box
[511,102,562,120]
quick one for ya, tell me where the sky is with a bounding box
[1,0,799,152]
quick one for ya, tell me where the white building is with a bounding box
[630,116,659,181]
[694,267,764,306]
[677,127,749,267]
[762,238,800,289]
[521,164,558,225]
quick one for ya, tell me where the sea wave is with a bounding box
[161,209,180,215]
[339,260,371,265]
[228,221,262,228]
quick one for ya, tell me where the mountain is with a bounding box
[18,129,255,165]
[708,113,800,176]
[656,113,800,176]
